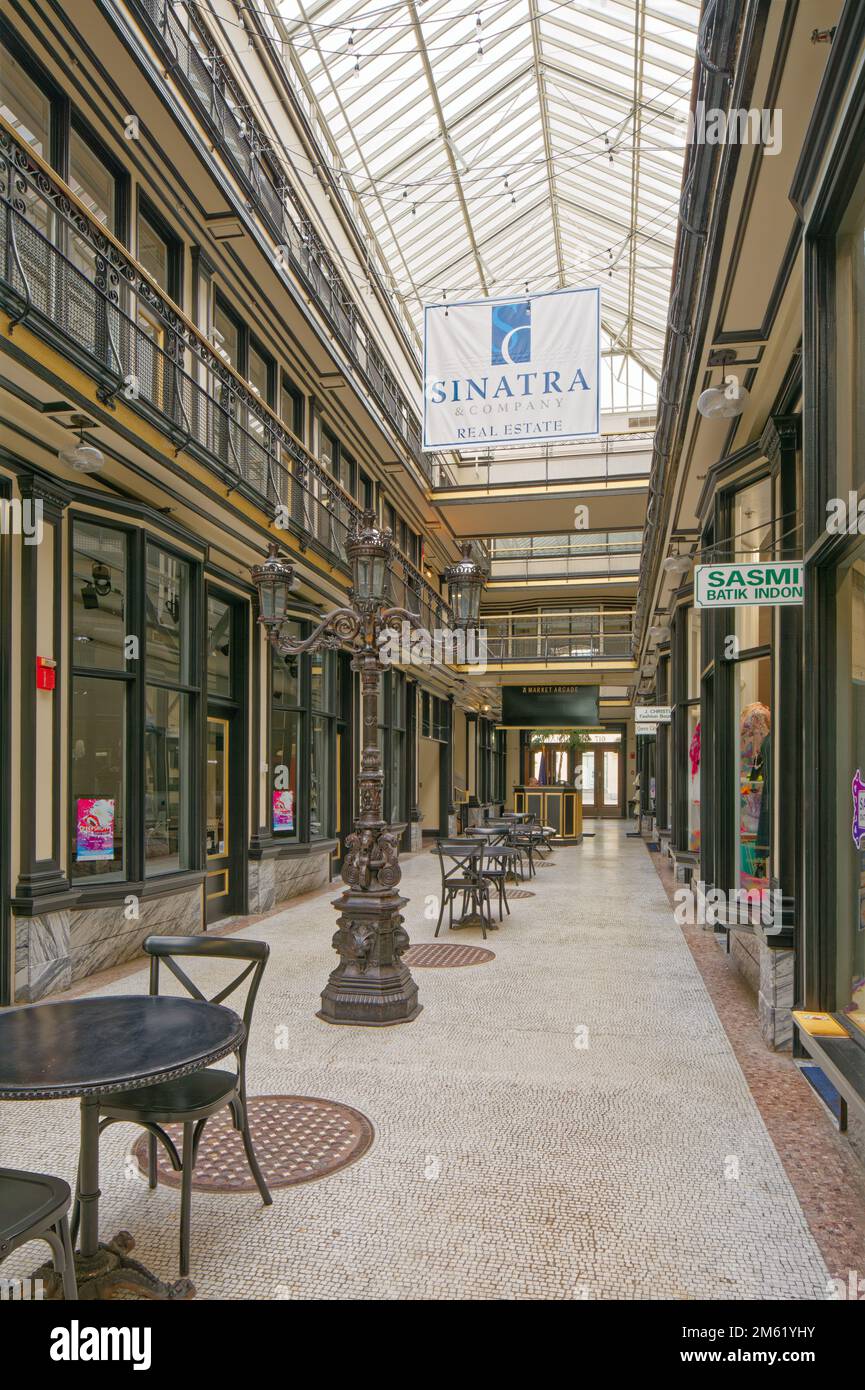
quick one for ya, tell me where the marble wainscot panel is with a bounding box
[248,847,331,914]
[757,941,794,1052]
[67,886,203,986]
[730,928,794,1051]
[14,912,72,1002]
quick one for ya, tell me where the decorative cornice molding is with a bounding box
[760,414,800,465]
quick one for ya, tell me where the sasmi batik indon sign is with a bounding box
[422,287,600,450]
[694,561,804,608]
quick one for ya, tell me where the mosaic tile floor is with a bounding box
[0,824,831,1299]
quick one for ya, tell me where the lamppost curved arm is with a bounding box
[269,607,361,655]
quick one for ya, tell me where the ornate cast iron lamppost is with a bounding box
[251,515,485,1025]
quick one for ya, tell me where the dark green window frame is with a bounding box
[69,516,203,892]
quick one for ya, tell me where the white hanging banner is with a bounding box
[423,287,601,450]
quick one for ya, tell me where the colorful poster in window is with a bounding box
[852,769,865,848]
[273,788,294,832]
[76,798,115,861]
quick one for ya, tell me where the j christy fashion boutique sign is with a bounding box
[423,287,601,449]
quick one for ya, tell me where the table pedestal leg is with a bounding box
[78,1095,100,1259]
[32,1096,195,1300]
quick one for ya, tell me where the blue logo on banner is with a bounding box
[491,301,531,365]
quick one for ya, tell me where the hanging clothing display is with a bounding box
[739,701,771,890]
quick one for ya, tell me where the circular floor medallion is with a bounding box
[506,888,536,898]
[130,1095,374,1193]
[403,942,495,967]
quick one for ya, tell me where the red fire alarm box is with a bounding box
[36,656,56,691]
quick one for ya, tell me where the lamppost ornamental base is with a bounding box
[317,887,421,1025]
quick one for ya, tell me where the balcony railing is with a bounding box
[481,611,635,662]
[0,117,449,634]
[130,0,446,486]
[434,436,654,491]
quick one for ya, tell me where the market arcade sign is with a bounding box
[694,562,804,609]
[500,684,599,728]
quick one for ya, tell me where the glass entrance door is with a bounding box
[580,745,623,817]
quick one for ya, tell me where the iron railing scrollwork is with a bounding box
[0,117,448,627]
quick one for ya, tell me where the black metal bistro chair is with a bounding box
[480,848,511,920]
[507,821,537,878]
[72,935,272,1279]
[531,814,556,855]
[433,839,494,937]
[0,1168,77,1299]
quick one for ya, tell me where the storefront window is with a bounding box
[71,523,128,882]
[72,521,126,668]
[271,629,301,838]
[837,173,865,495]
[144,686,190,875]
[680,606,701,852]
[145,545,194,876]
[206,594,232,697]
[837,555,865,1031]
[391,673,408,823]
[71,676,125,882]
[310,715,331,838]
[272,709,298,837]
[687,607,701,698]
[70,523,201,884]
[735,656,772,893]
[146,545,191,683]
[734,477,774,650]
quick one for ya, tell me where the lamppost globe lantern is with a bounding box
[346,509,392,610]
[443,541,487,629]
[251,542,295,636]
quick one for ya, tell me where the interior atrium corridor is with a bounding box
[1,0,864,1350]
[1,824,849,1302]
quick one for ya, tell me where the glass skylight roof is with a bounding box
[270,0,700,377]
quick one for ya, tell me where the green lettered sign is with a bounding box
[694,562,803,609]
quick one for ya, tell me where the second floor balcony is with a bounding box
[480,610,635,666]
[0,116,449,635]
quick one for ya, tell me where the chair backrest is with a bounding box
[434,839,483,884]
[144,936,269,1056]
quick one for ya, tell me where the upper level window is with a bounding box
[0,46,50,156]
[213,296,239,368]
[341,448,356,497]
[248,340,273,406]
[69,124,118,234]
[281,374,304,442]
[321,426,338,476]
[137,205,181,300]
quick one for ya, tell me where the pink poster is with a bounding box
[273,788,294,832]
[76,798,115,861]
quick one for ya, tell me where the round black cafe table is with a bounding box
[0,995,245,1299]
